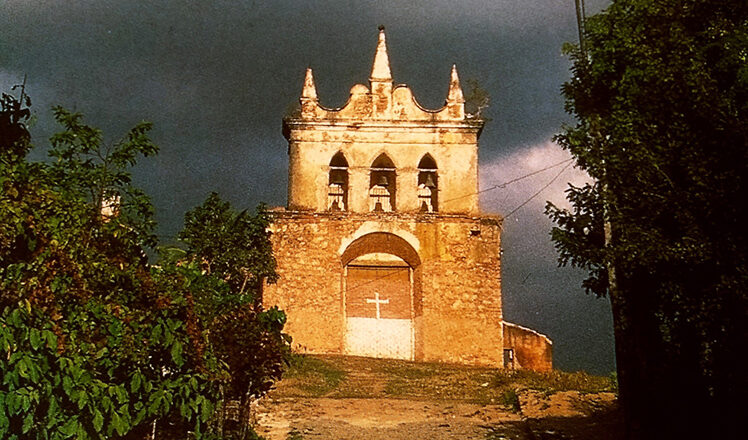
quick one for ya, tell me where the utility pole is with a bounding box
[570,1,633,436]
[574,0,586,54]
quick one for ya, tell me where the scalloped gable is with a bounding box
[296,29,467,122]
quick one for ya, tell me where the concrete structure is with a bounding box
[264,28,552,369]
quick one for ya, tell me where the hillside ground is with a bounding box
[253,355,621,440]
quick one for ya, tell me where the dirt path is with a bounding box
[256,398,526,440]
[253,356,621,440]
[254,393,620,440]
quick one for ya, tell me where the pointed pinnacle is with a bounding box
[302,67,318,100]
[370,27,392,82]
[447,64,464,103]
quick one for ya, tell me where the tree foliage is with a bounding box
[176,193,290,438]
[179,193,278,297]
[547,1,747,438]
[1,91,288,439]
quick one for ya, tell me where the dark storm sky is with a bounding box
[1,0,614,374]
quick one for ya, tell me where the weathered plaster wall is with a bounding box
[263,211,504,366]
[285,123,481,214]
[502,322,553,371]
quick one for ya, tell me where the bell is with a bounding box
[376,174,389,186]
[423,174,437,188]
[330,171,346,185]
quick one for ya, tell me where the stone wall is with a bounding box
[263,210,504,366]
[502,322,553,371]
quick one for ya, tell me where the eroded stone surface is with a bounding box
[266,28,552,369]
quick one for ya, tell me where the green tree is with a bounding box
[177,193,290,438]
[547,1,747,439]
[179,193,278,300]
[0,91,284,439]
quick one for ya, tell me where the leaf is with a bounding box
[111,412,126,436]
[130,372,141,393]
[17,359,28,379]
[20,393,30,412]
[42,330,57,349]
[29,329,41,350]
[92,409,103,432]
[58,417,78,437]
[76,389,87,410]
[200,399,214,423]
[21,412,33,434]
[114,386,127,404]
[62,376,73,396]
[147,394,161,415]
[180,402,190,419]
[170,341,183,367]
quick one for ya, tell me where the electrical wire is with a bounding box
[504,161,573,219]
[153,158,577,293]
[439,157,574,205]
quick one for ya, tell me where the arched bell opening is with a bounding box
[328,152,349,211]
[369,153,396,212]
[417,154,438,212]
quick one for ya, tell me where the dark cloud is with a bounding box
[1,0,614,373]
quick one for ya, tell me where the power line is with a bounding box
[344,162,576,292]
[344,266,409,293]
[504,161,573,219]
[441,157,574,205]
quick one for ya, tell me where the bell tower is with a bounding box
[283,26,483,215]
[265,28,553,370]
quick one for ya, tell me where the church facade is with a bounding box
[264,29,552,370]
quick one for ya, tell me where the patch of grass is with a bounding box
[285,428,304,440]
[500,389,521,412]
[273,354,613,403]
[487,369,615,395]
[282,354,345,397]
[382,364,437,379]
[608,371,619,395]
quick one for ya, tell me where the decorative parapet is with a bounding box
[287,27,480,125]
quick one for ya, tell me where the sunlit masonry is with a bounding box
[264,28,552,370]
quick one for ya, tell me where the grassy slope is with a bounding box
[275,354,616,407]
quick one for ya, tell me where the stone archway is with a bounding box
[341,232,422,360]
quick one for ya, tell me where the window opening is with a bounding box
[328,152,348,211]
[369,154,396,212]
[503,348,515,369]
[417,154,438,212]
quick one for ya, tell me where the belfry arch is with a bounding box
[369,154,397,212]
[341,232,420,268]
[328,151,349,211]
[340,232,423,361]
[417,154,438,212]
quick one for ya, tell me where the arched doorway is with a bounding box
[341,232,421,360]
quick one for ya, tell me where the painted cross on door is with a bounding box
[365,292,389,319]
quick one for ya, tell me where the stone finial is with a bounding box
[447,64,465,104]
[370,27,392,82]
[301,67,318,100]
